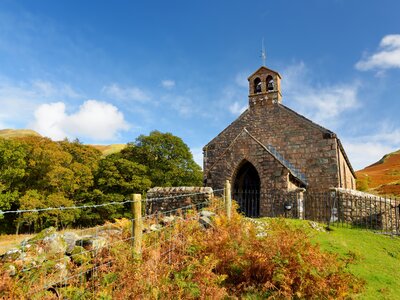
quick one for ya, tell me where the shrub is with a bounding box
[0,200,363,299]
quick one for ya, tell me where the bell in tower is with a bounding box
[247,66,282,109]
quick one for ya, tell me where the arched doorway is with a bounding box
[233,161,260,217]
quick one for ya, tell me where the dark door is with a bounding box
[233,161,260,217]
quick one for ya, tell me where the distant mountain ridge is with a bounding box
[0,129,126,156]
[356,149,400,197]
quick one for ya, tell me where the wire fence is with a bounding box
[232,188,400,235]
[2,183,400,297]
[0,188,227,298]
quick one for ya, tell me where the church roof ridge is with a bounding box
[247,66,282,80]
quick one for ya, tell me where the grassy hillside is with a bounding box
[0,129,41,138]
[0,128,126,156]
[90,144,126,156]
[356,149,400,197]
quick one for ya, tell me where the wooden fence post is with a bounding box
[132,193,142,259]
[225,180,232,220]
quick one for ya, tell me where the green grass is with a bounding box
[267,219,400,300]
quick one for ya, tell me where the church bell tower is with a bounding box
[247,66,282,109]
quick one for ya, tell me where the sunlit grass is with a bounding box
[269,218,400,300]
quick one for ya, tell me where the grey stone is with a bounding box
[7,264,16,276]
[199,216,213,229]
[309,221,326,232]
[63,232,80,254]
[42,233,67,255]
[76,236,107,251]
[150,224,163,231]
[2,248,22,262]
[160,216,175,226]
[200,210,215,218]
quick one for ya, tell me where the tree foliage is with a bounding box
[0,131,203,233]
[122,131,202,187]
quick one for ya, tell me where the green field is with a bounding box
[274,219,400,300]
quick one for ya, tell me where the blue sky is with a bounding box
[0,0,400,170]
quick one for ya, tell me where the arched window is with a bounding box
[254,77,262,93]
[266,75,274,91]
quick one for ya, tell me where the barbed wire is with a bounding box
[1,192,227,297]
[0,189,224,215]
[7,199,225,274]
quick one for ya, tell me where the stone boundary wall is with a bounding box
[146,187,214,215]
[332,188,400,232]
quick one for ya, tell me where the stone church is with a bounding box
[203,65,356,217]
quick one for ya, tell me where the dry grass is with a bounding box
[356,149,400,197]
[0,203,364,299]
[0,129,41,139]
[90,144,127,156]
[0,234,33,254]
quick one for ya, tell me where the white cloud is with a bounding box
[343,124,400,170]
[355,34,400,70]
[343,141,395,171]
[31,100,129,141]
[102,83,150,102]
[0,79,81,128]
[229,101,247,115]
[282,62,360,128]
[161,80,175,89]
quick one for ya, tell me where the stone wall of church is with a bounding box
[338,148,356,189]
[204,101,351,193]
[205,128,304,216]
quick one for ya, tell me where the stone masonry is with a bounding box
[146,187,214,215]
[203,65,356,217]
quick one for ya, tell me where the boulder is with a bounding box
[200,210,216,218]
[199,216,213,229]
[75,236,107,251]
[42,233,67,255]
[160,215,175,226]
[63,232,80,254]
[150,224,163,231]
[1,248,22,262]
[27,227,67,256]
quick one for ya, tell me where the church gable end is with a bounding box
[203,63,356,216]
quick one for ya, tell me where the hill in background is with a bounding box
[356,149,400,197]
[90,144,127,156]
[0,129,126,156]
[0,129,41,138]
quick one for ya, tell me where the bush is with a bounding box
[100,205,364,299]
[0,201,363,299]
